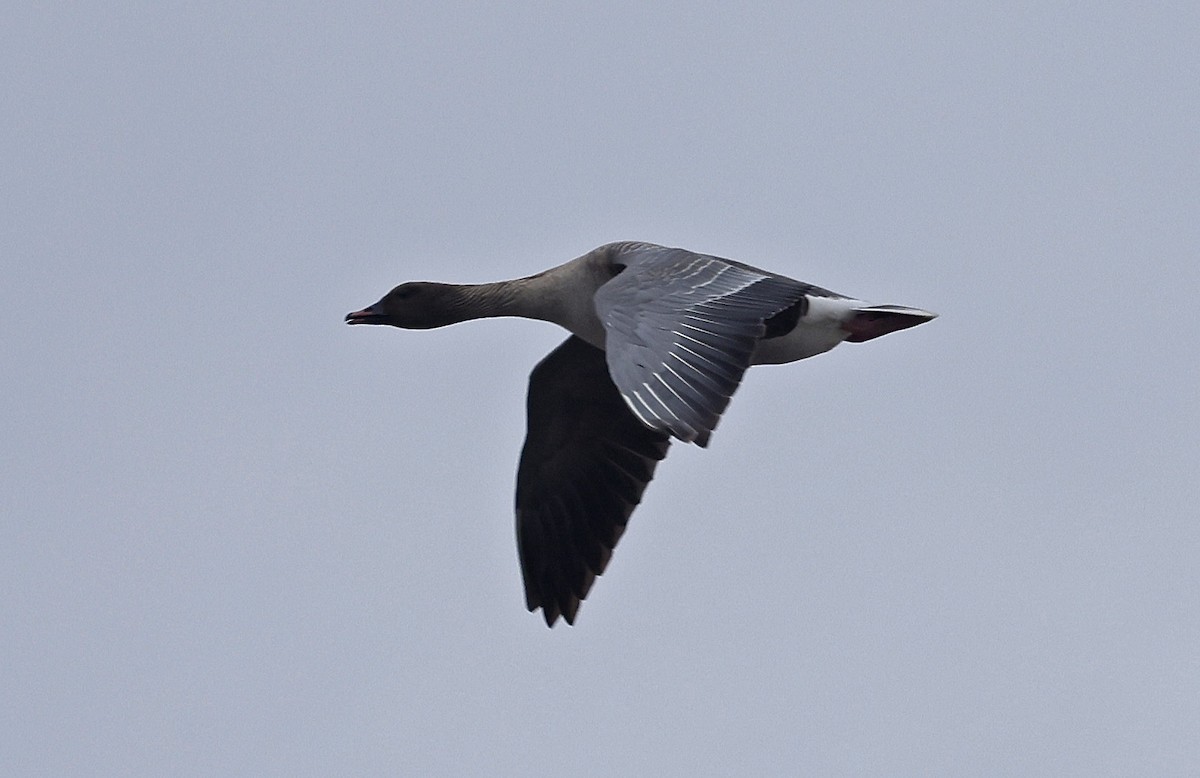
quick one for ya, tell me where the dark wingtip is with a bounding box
[529,598,578,628]
[528,595,578,624]
[537,604,563,628]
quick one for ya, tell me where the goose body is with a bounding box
[347,241,936,626]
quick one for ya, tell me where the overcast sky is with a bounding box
[4,3,1198,775]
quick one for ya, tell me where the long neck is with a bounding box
[438,257,607,347]
[447,274,560,323]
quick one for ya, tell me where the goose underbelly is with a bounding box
[750,322,849,364]
[750,295,859,365]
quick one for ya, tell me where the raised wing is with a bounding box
[516,336,671,626]
[594,244,808,446]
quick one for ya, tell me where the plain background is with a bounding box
[3,3,1197,775]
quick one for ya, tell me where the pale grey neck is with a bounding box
[440,258,606,347]
[450,274,563,324]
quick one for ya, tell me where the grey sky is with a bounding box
[4,3,1198,775]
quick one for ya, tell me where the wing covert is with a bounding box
[594,245,807,446]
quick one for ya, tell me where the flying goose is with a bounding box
[346,241,936,626]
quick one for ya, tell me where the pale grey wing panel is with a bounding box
[595,249,806,446]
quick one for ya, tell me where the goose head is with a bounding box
[345,282,472,329]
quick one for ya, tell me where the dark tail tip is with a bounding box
[845,306,937,343]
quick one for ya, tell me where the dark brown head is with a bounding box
[345,282,471,329]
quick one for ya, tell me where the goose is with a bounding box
[346,241,936,626]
